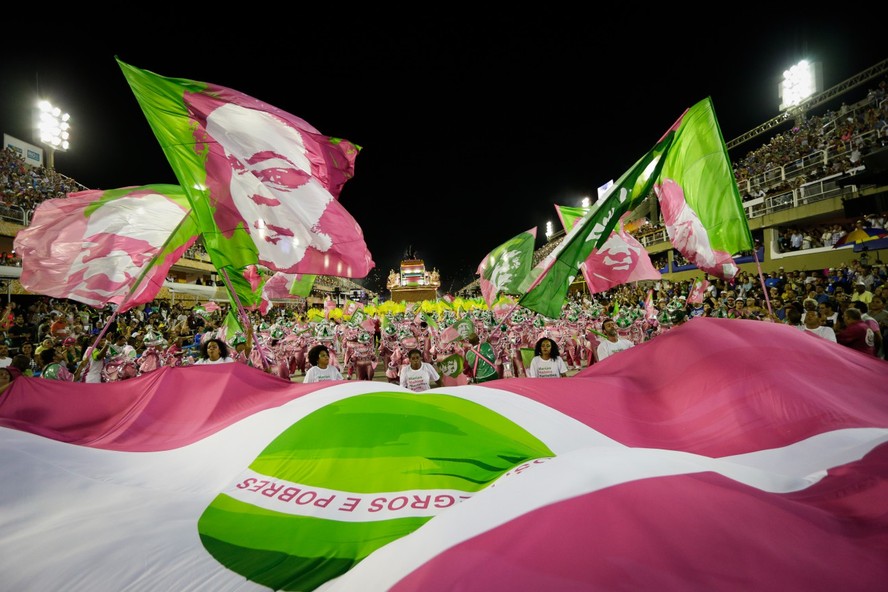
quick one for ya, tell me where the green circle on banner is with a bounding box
[197,391,553,591]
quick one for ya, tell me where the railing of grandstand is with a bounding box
[637,176,857,250]
[0,204,27,225]
[739,128,879,198]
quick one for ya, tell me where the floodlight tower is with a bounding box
[37,100,71,170]
[778,59,822,126]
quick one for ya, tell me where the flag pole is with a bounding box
[219,268,266,370]
[752,242,774,318]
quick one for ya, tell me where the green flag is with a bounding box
[476,227,537,308]
[519,97,752,319]
[289,274,316,297]
[436,353,464,378]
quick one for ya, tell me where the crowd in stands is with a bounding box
[0,147,84,224]
[733,79,888,200]
[777,213,888,252]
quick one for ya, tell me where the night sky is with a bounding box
[2,18,884,294]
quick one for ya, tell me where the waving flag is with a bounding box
[257,272,317,299]
[644,289,656,320]
[1,319,886,591]
[687,277,710,304]
[476,227,537,308]
[117,58,374,297]
[655,97,753,277]
[519,98,752,318]
[557,205,661,294]
[14,184,198,311]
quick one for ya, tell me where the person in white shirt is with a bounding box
[400,348,441,392]
[303,344,344,383]
[527,337,569,378]
[800,309,837,342]
[0,344,11,368]
[597,318,636,361]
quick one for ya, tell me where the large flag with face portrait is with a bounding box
[117,58,374,309]
[2,318,886,591]
[13,184,198,312]
[518,98,752,319]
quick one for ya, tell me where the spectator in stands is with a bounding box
[0,367,12,395]
[49,312,69,339]
[851,282,874,305]
[836,307,877,356]
[800,309,837,342]
[849,302,883,358]
[819,300,839,328]
[868,296,888,328]
[17,343,37,376]
[813,283,830,305]
[784,307,803,328]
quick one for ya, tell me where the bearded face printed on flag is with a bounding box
[14,185,197,311]
[117,59,374,286]
[193,96,373,277]
[2,318,887,591]
[580,220,661,294]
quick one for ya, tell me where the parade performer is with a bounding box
[464,333,498,384]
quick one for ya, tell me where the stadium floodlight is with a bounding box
[37,100,71,170]
[545,220,554,239]
[779,59,822,112]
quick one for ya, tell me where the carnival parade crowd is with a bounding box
[0,251,883,396]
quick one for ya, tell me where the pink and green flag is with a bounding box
[687,278,710,304]
[290,274,316,297]
[116,59,374,308]
[260,272,317,310]
[519,97,752,318]
[14,184,198,312]
[476,227,537,308]
[655,97,753,278]
[556,205,661,295]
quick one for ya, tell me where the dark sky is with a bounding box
[1,19,884,294]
